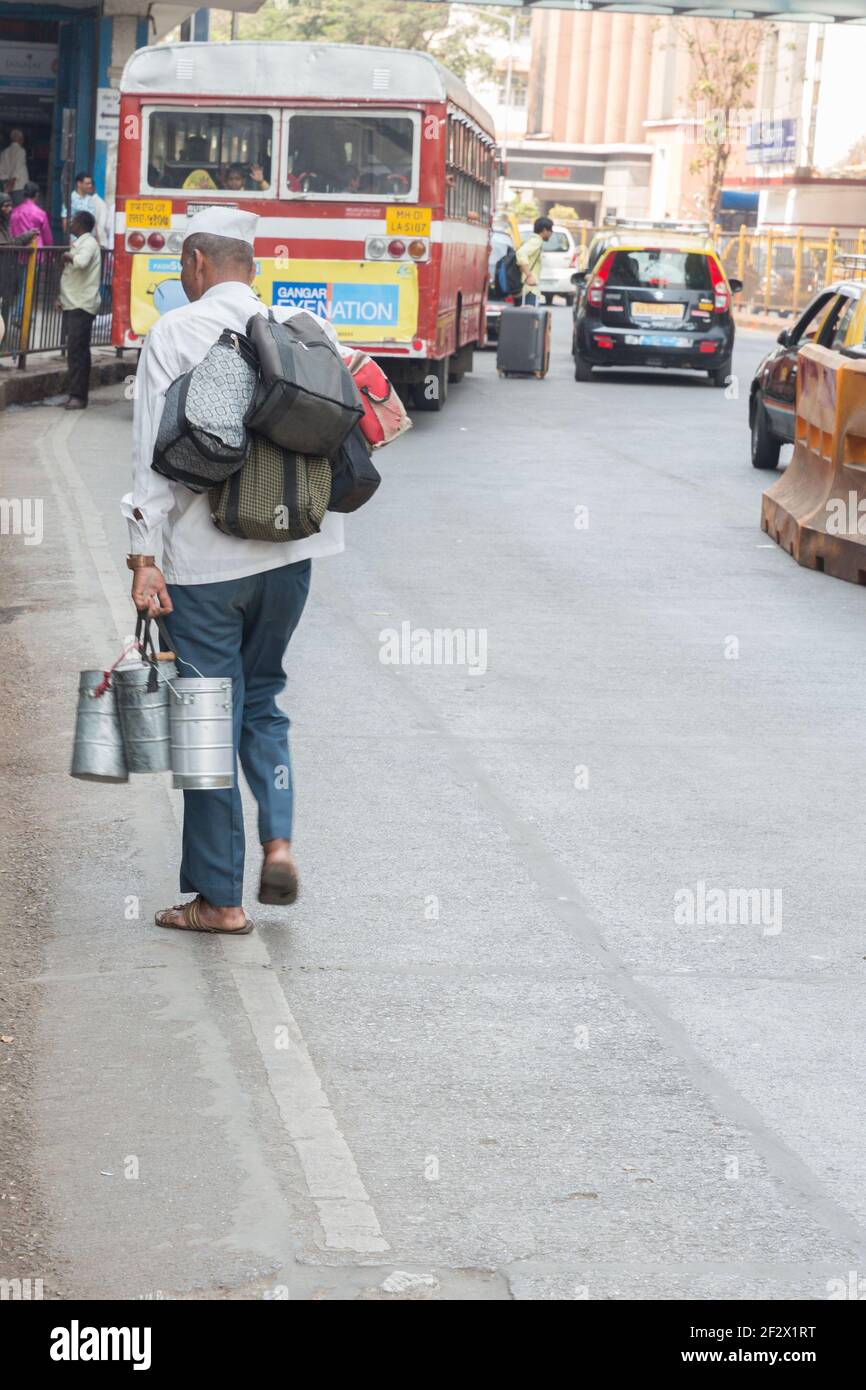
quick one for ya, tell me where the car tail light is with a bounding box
[408,238,427,260]
[587,251,614,308]
[594,334,614,350]
[126,230,145,251]
[147,231,165,250]
[699,341,717,353]
[569,251,578,267]
[388,239,406,258]
[708,257,730,313]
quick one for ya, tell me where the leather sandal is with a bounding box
[155,896,254,935]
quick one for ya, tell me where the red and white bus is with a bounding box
[114,41,497,410]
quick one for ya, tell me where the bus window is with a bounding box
[284,112,416,198]
[146,111,273,193]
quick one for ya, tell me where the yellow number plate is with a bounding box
[126,199,172,230]
[633,301,682,317]
[386,206,431,237]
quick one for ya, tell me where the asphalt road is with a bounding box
[3,309,866,1301]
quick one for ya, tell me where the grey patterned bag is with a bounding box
[152,329,258,493]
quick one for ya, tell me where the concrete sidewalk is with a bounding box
[0,347,133,410]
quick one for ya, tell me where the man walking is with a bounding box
[59,209,101,410]
[516,216,553,306]
[122,207,344,935]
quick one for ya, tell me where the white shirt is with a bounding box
[122,281,345,585]
[63,190,112,247]
[0,141,28,192]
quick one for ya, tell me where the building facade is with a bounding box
[522,9,830,225]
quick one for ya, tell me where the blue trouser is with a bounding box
[163,560,312,907]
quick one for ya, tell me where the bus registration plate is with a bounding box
[386,206,431,237]
[126,199,172,230]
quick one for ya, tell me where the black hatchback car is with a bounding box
[571,237,742,385]
[748,279,864,468]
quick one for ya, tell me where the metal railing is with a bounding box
[715,227,866,318]
[0,244,115,367]
[547,220,866,318]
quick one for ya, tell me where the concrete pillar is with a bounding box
[583,13,612,146]
[625,16,654,145]
[526,10,548,137]
[565,13,592,144]
[604,15,634,144]
[541,10,562,137]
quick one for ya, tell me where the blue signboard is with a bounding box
[271,281,400,327]
[746,118,797,166]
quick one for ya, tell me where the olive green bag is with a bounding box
[209,432,331,542]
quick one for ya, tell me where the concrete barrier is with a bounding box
[761,342,866,584]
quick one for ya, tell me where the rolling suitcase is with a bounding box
[496,306,551,379]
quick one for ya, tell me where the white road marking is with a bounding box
[43,406,389,1255]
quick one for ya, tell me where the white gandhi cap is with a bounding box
[184,206,258,247]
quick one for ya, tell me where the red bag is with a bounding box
[343,350,412,450]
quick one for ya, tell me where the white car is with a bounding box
[518,222,579,305]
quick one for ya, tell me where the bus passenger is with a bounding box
[223,162,269,192]
[181,138,217,191]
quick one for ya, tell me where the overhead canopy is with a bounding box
[405,0,866,19]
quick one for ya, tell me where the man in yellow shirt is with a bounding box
[516,216,553,307]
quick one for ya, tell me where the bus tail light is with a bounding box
[166,232,184,254]
[126,231,146,251]
[364,235,429,262]
[708,256,729,313]
[587,251,614,308]
[147,232,165,250]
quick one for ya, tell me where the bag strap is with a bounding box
[134,613,160,693]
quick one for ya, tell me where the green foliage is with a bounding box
[506,191,538,220]
[214,0,506,84]
[677,18,771,220]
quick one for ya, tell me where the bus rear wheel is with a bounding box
[410,358,449,412]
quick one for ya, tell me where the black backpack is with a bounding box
[244,311,363,457]
[328,424,381,513]
[495,247,523,299]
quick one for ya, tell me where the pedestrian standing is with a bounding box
[9,183,52,248]
[0,193,36,337]
[0,129,29,203]
[59,210,101,410]
[122,206,345,935]
[516,216,554,307]
[62,171,111,248]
